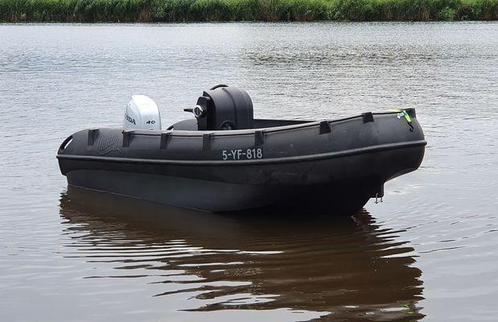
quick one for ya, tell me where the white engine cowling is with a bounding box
[124,95,161,130]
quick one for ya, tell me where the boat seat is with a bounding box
[168,118,198,131]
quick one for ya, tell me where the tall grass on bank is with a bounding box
[1,0,497,22]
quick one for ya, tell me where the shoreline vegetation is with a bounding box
[1,0,497,22]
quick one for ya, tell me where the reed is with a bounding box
[1,0,497,22]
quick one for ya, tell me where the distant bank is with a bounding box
[1,0,497,22]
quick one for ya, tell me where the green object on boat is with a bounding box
[396,110,412,123]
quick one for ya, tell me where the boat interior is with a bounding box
[168,85,314,131]
[169,118,312,131]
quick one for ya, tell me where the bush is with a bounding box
[0,0,497,22]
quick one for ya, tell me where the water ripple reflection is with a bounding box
[60,188,424,321]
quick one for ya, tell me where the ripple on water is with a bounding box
[52,188,425,321]
[1,22,498,322]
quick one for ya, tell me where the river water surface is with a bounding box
[1,22,498,321]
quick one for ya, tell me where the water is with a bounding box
[1,22,497,321]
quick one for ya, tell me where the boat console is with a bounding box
[187,84,254,131]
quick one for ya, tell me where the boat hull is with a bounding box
[58,111,426,214]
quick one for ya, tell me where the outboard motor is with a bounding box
[189,85,254,131]
[124,95,161,130]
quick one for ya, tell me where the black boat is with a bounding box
[57,85,426,214]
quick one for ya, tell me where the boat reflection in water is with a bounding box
[59,187,424,321]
